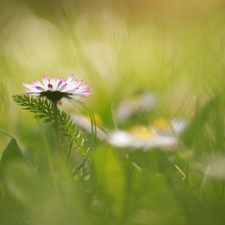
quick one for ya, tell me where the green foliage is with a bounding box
[0,137,90,225]
[12,94,86,155]
[182,94,225,150]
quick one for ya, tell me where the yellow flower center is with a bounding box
[152,118,171,130]
[130,125,156,139]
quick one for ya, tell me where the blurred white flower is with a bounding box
[107,125,177,151]
[150,118,188,135]
[71,113,107,140]
[113,92,157,122]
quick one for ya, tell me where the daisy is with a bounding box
[113,91,157,122]
[107,125,177,151]
[22,74,90,104]
[150,118,188,135]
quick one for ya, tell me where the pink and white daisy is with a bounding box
[22,75,91,104]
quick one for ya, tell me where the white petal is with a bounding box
[172,119,188,134]
[33,80,46,90]
[56,77,62,90]
[50,76,56,90]
[66,74,74,84]
[108,131,132,147]
[42,76,49,89]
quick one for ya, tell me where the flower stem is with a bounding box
[55,122,65,159]
[35,111,60,198]
[52,102,65,160]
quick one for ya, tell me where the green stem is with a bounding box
[55,121,65,159]
[66,142,73,166]
[35,111,60,198]
[52,102,65,160]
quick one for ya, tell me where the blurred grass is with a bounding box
[1,0,225,224]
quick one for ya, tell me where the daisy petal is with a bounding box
[42,76,49,89]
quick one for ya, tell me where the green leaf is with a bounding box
[0,138,30,173]
[0,136,31,200]
[93,146,126,219]
[181,94,224,148]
